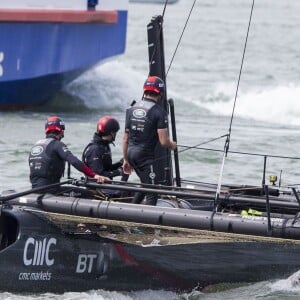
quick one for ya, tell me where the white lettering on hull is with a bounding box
[19,271,52,281]
[76,254,97,273]
[23,237,56,266]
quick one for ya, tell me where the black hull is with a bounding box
[1,203,300,293]
[122,242,300,290]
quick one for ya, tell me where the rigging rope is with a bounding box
[161,0,168,16]
[166,0,197,76]
[144,134,227,165]
[227,0,256,148]
[214,0,256,209]
[148,0,197,78]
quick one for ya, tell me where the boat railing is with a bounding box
[177,144,300,189]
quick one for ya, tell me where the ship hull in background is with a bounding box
[0,0,128,110]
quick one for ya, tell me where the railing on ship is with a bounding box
[176,145,300,236]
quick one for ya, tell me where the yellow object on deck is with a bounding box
[241,208,263,216]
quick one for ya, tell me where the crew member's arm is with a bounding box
[157,111,177,150]
[158,128,177,150]
[122,131,132,174]
[56,141,109,183]
[122,109,133,175]
[89,146,123,178]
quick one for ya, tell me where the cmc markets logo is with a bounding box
[0,52,3,77]
[23,237,57,266]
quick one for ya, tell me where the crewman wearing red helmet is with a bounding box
[83,116,124,179]
[82,116,126,197]
[122,76,176,206]
[29,116,108,197]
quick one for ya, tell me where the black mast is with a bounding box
[147,15,173,186]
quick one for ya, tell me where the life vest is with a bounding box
[82,137,112,171]
[29,138,65,183]
[128,99,156,145]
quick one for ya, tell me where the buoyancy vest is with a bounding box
[128,99,156,146]
[82,134,123,179]
[83,134,112,166]
[29,138,65,183]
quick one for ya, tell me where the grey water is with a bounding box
[1,0,300,298]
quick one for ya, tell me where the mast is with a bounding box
[146,15,173,186]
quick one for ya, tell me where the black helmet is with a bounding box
[97,116,120,135]
[143,76,165,94]
[45,116,65,134]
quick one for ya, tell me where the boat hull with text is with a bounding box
[1,188,300,293]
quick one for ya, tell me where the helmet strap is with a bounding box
[110,132,116,142]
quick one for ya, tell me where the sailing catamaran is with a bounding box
[1,1,300,294]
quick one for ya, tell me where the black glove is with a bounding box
[112,158,123,169]
[111,167,124,178]
[117,167,124,177]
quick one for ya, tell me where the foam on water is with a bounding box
[65,59,300,128]
[64,61,144,111]
[270,270,300,292]
[0,289,180,300]
[198,83,300,126]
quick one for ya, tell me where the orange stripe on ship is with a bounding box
[0,9,117,24]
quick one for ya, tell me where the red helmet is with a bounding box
[143,76,165,94]
[45,116,65,134]
[97,116,120,135]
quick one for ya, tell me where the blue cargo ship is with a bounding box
[0,0,128,110]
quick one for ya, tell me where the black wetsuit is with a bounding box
[29,134,95,198]
[125,97,168,205]
[82,133,123,178]
[82,133,124,197]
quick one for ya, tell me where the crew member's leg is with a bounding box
[128,149,157,205]
[134,159,158,206]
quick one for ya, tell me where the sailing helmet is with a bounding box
[97,116,120,135]
[45,116,65,134]
[143,76,165,94]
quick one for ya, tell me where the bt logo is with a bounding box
[76,254,97,273]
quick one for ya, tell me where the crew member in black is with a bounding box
[82,116,126,197]
[29,116,108,198]
[122,76,177,205]
[82,116,123,179]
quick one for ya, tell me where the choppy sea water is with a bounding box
[1,0,300,298]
